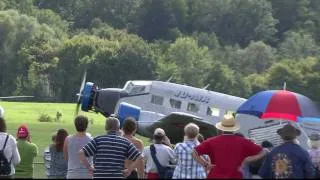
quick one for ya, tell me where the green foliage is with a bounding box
[38,112,53,122]
[1,0,320,102]
[278,31,320,60]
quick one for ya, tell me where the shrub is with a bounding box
[38,113,53,122]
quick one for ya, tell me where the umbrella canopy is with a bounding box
[237,90,320,122]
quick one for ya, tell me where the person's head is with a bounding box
[74,115,89,132]
[184,123,199,140]
[308,132,320,149]
[215,114,240,134]
[277,124,301,142]
[55,129,68,152]
[153,128,165,144]
[197,133,205,143]
[105,117,120,132]
[16,125,29,140]
[0,117,6,132]
[122,117,137,135]
[261,140,273,149]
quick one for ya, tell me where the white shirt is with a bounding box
[143,144,176,173]
[0,132,21,175]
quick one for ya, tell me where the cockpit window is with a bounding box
[129,86,146,95]
[187,103,199,113]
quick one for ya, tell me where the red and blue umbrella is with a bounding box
[237,90,320,122]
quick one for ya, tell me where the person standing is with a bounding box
[79,117,143,179]
[49,129,68,179]
[122,117,144,179]
[192,115,265,179]
[259,124,315,179]
[14,125,38,179]
[63,115,93,179]
[173,123,208,179]
[143,128,176,179]
[0,117,21,178]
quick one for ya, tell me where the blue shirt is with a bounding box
[82,131,141,179]
[259,142,315,179]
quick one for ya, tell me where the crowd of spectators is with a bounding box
[0,113,319,179]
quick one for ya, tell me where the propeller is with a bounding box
[75,70,87,117]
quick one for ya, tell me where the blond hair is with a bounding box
[184,123,199,139]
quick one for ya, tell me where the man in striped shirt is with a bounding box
[79,117,143,179]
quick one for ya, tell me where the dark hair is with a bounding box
[261,140,273,148]
[0,117,6,132]
[74,115,88,132]
[198,133,205,143]
[123,117,137,135]
[55,129,68,152]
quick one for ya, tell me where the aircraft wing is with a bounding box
[146,112,217,144]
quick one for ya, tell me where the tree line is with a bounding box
[0,0,319,103]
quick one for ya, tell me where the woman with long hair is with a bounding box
[49,129,68,179]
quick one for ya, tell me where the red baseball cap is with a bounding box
[17,125,29,139]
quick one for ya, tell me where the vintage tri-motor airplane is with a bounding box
[75,72,250,143]
[75,73,320,147]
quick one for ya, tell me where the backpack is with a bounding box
[0,135,11,176]
[150,144,175,179]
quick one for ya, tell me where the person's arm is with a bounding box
[124,142,144,177]
[192,150,212,169]
[123,155,144,178]
[33,144,38,157]
[136,140,145,179]
[242,149,267,165]
[11,136,21,165]
[79,139,97,175]
[63,137,68,160]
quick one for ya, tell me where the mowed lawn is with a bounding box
[1,101,150,179]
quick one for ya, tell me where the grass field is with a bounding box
[0,101,150,179]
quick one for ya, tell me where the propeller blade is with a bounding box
[75,70,87,117]
[77,70,87,103]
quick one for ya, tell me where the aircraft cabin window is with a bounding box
[170,99,181,109]
[207,107,220,117]
[151,95,164,105]
[187,103,199,113]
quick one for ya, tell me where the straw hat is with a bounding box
[215,114,240,132]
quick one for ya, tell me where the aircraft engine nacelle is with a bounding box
[80,82,128,117]
[116,102,141,128]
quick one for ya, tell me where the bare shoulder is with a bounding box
[132,137,144,149]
